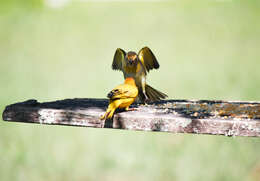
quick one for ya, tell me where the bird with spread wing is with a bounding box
[112,46,167,103]
[100,77,138,120]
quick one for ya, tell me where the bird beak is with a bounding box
[129,59,136,65]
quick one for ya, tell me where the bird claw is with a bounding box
[144,99,150,105]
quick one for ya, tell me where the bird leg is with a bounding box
[141,76,149,103]
[143,92,149,103]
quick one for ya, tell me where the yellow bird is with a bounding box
[100,77,138,120]
[112,46,167,103]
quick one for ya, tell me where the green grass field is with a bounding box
[1,1,260,180]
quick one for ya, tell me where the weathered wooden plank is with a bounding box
[2,98,260,137]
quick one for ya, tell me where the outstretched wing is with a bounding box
[112,48,126,71]
[138,47,159,72]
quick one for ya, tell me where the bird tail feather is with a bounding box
[137,84,167,103]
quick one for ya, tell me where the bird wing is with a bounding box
[112,48,126,71]
[108,84,137,100]
[138,47,159,72]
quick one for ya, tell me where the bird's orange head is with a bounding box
[124,77,136,85]
[125,51,138,67]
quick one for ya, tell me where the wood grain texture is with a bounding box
[2,98,260,137]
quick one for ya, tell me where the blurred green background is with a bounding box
[1,0,260,180]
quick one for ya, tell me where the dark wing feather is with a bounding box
[107,89,130,100]
[107,84,137,100]
[112,48,126,71]
[138,47,159,72]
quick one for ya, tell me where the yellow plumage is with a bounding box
[100,77,138,120]
[112,46,167,103]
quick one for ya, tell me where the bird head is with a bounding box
[125,51,138,67]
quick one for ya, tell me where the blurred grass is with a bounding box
[1,1,260,181]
